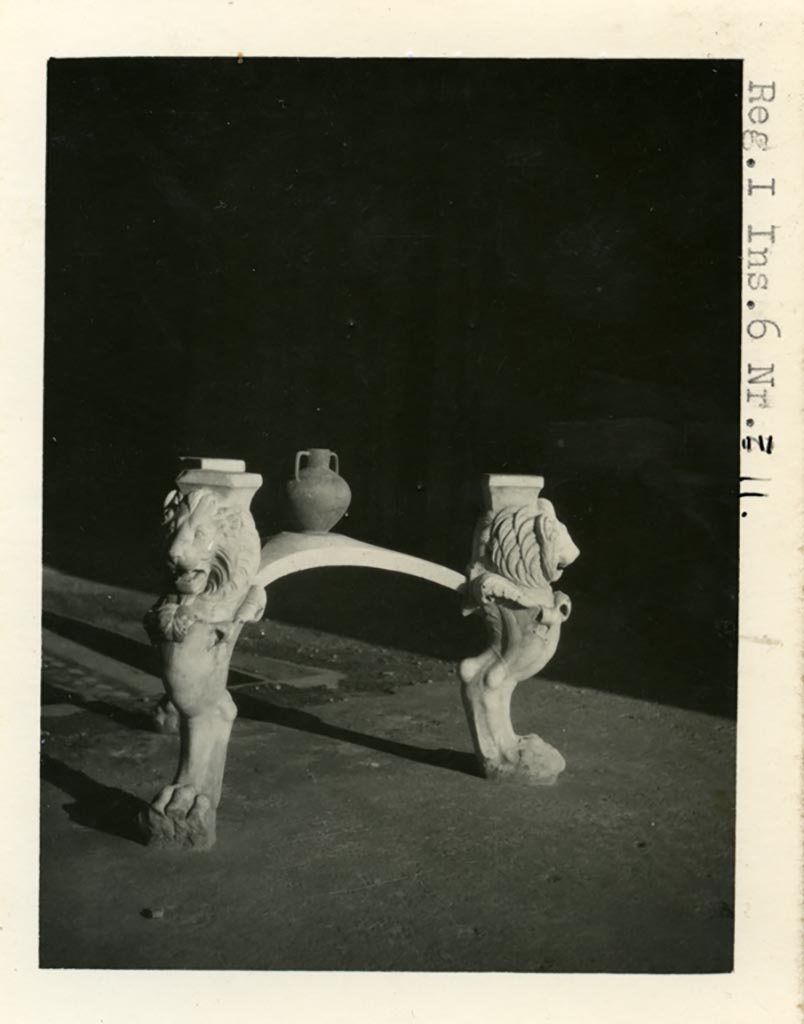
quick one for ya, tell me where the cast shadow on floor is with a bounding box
[42,677,154,732]
[41,755,149,845]
[41,633,481,846]
[41,704,479,848]
[42,609,481,778]
[231,688,481,778]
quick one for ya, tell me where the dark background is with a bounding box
[44,58,741,714]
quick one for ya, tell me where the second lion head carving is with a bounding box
[161,487,261,603]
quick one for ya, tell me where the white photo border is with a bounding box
[1,2,801,1022]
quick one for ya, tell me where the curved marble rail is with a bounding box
[256,531,466,593]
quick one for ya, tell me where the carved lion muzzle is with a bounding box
[162,489,248,597]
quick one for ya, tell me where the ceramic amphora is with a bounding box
[286,448,352,533]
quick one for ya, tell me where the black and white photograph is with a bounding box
[39,55,743,974]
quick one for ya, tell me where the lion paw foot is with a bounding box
[483,734,566,786]
[141,784,217,850]
[152,697,180,735]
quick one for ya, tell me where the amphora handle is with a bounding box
[294,449,339,480]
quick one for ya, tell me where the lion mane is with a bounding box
[464,498,579,617]
[481,500,575,586]
[161,487,261,601]
[145,487,262,644]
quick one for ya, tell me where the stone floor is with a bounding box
[40,568,735,972]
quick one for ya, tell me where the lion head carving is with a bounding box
[481,499,580,589]
[465,497,580,617]
[161,487,261,602]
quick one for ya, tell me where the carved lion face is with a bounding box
[533,498,581,583]
[482,499,580,592]
[161,488,258,598]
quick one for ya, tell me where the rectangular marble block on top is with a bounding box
[179,456,247,473]
[482,473,545,511]
[176,457,262,506]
